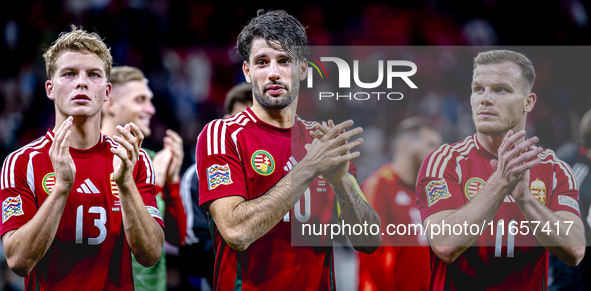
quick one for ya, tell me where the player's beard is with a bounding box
[252,80,299,110]
[473,104,523,136]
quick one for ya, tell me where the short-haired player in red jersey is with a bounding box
[0,26,164,290]
[416,50,586,290]
[358,117,441,291]
[196,10,381,291]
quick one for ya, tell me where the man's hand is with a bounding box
[111,123,144,187]
[309,120,359,185]
[489,130,543,201]
[302,120,363,179]
[153,148,172,189]
[49,116,76,191]
[163,129,184,184]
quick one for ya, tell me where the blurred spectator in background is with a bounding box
[357,117,441,291]
[179,82,252,291]
[549,107,591,290]
[101,66,187,291]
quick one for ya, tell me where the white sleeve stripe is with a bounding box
[539,154,577,190]
[225,115,247,127]
[10,138,49,188]
[206,121,212,156]
[139,150,154,185]
[426,145,446,178]
[244,109,256,122]
[3,136,45,189]
[441,143,474,179]
[27,151,40,197]
[548,150,577,190]
[455,137,473,153]
[1,152,12,190]
[231,128,243,161]
[427,137,472,179]
[425,136,470,177]
[220,121,227,155]
[430,145,451,177]
[212,120,221,155]
[458,141,475,156]
[225,113,244,122]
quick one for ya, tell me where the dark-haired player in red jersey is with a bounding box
[196,10,381,291]
[0,26,164,290]
[416,50,586,290]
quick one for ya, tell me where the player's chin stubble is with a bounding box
[473,111,522,136]
[252,81,298,110]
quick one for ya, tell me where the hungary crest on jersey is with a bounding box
[464,177,486,200]
[530,178,546,204]
[251,150,275,176]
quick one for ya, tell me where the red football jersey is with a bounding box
[358,164,430,291]
[416,134,580,291]
[0,130,164,291]
[196,107,356,291]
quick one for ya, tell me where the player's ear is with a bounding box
[299,57,308,81]
[524,92,536,113]
[242,61,252,83]
[104,82,112,102]
[46,80,55,101]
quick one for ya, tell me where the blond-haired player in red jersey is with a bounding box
[0,26,164,290]
[417,50,586,290]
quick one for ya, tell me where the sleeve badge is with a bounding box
[3,195,24,223]
[558,195,580,213]
[146,206,163,220]
[426,179,452,207]
[207,164,233,190]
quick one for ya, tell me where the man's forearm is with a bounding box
[426,178,509,260]
[332,175,381,250]
[517,196,586,265]
[119,182,164,267]
[214,163,315,250]
[3,184,70,276]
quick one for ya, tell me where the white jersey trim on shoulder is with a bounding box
[426,136,474,179]
[3,136,49,190]
[139,149,155,185]
[206,114,253,157]
[538,149,578,190]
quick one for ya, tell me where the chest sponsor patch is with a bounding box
[530,178,546,204]
[2,195,24,223]
[464,177,486,201]
[251,150,275,176]
[207,164,233,190]
[42,172,55,195]
[558,195,580,212]
[426,179,452,207]
[146,206,162,220]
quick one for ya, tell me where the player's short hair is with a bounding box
[391,117,437,153]
[580,108,591,149]
[224,82,253,115]
[473,50,535,93]
[109,66,147,86]
[43,25,112,80]
[237,9,308,63]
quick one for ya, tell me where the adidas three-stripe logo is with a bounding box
[77,178,100,194]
